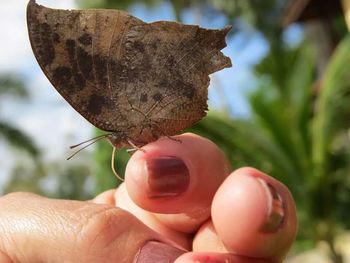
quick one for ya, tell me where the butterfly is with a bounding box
[27,0,231,179]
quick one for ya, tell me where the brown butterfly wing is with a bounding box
[27,0,143,132]
[126,22,232,136]
[102,20,232,137]
[27,0,231,139]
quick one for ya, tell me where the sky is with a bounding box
[0,0,302,190]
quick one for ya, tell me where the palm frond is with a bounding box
[0,75,29,98]
[312,34,350,174]
[0,121,39,158]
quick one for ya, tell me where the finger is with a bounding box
[0,192,186,263]
[209,167,297,261]
[175,252,273,263]
[92,189,116,205]
[124,133,231,233]
[0,250,12,263]
[116,183,193,250]
[192,220,227,252]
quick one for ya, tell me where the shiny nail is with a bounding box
[191,254,230,263]
[192,259,229,263]
[146,156,190,198]
[135,241,186,263]
[257,178,285,232]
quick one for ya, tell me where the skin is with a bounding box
[0,133,297,263]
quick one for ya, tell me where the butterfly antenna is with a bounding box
[67,134,111,160]
[70,133,112,149]
[111,147,124,181]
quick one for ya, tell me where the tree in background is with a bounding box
[0,75,39,158]
[4,159,94,201]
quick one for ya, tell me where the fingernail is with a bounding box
[145,156,190,198]
[135,241,186,263]
[192,259,228,263]
[191,254,230,263]
[257,178,285,232]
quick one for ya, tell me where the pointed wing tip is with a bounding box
[213,25,231,50]
[226,58,233,68]
[222,27,232,68]
[219,55,233,71]
[222,25,232,35]
[27,0,49,14]
[27,0,40,17]
[27,0,37,9]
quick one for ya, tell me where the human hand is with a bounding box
[0,133,297,262]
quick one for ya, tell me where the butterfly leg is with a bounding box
[127,138,146,153]
[111,147,125,181]
[166,136,182,143]
[150,121,183,144]
[126,148,138,153]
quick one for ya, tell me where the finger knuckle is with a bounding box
[75,207,133,254]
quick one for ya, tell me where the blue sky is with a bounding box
[0,0,302,188]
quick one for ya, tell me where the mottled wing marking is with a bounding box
[107,15,146,117]
[151,27,231,135]
[27,1,131,131]
[117,21,231,135]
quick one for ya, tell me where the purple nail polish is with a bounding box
[191,254,230,263]
[135,241,186,263]
[195,260,228,263]
[145,156,190,198]
[257,179,285,232]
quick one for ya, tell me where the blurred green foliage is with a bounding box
[0,75,39,157]
[4,156,94,200]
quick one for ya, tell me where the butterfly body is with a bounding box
[106,119,163,148]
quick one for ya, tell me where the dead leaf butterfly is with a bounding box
[27,0,232,179]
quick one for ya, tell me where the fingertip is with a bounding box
[92,189,116,205]
[174,252,273,263]
[125,133,230,214]
[211,167,297,260]
[193,220,227,253]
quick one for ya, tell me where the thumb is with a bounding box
[0,192,185,263]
